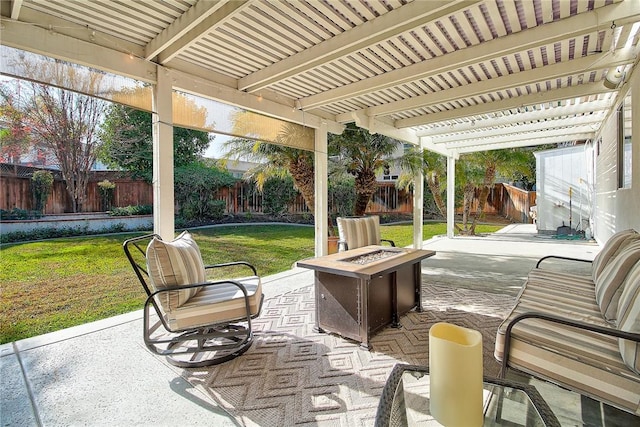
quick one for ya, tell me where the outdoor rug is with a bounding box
[185,284,515,427]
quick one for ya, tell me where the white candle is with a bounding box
[429,322,483,426]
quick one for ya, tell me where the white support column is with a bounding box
[413,143,424,249]
[446,155,456,238]
[314,123,329,256]
[152,66,174,240]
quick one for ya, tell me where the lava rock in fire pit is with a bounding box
[346,250,398,265]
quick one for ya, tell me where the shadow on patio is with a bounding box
[2,224,636,426]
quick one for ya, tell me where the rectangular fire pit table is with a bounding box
[297,245,435,349]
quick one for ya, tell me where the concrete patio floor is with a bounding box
[1,224,634,426]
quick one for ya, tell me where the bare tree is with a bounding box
[3,61,108,212]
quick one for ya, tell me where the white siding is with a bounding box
[592,68,640,244]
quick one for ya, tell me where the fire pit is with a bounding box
[297,245,436,349]
[342,249,400,265]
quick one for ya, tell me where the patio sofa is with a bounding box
[495,229,640,415]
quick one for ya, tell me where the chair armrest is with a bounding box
[205,261,258,276]
[380,238,396,247]
[535,255,592,268]
[500,311,640,377]
[338,239,348,251]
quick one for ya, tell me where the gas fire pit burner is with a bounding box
[343,249,399,265]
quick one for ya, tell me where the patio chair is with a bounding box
[123,231,263,367]
[336,215,395,252]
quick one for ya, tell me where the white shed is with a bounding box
[534,145,595,237]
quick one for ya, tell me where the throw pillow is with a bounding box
[146,231,206,312]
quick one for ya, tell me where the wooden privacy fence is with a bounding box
[1,164,534,221]
[457,183,536,223]
[0,164,412,216]
[1,164,153,214]
[216,181,412,215]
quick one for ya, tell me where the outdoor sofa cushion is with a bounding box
[595,241,640,322]
[591,229,639,282]
[494,265,640,414]
[617,262,640,375]
[337,215,395,252]
[146,231,205,312]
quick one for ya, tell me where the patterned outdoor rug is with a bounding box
[185,284,515,427]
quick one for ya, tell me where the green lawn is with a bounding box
[0,222,503,344]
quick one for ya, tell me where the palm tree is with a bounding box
[329,123,421,216]
[459,148,534,234]
[223,112,316,212]
[422,150,448,218]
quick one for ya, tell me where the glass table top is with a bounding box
[375,364,560,427]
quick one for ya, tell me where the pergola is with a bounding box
[2,0,639,254]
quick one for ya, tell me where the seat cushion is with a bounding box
[167,276,262,330]
[617,262,640,375]
[595,241,640,323]
[146,231,206,312]
[337,216,381,251]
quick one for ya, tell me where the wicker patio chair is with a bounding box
[123,231,263,367]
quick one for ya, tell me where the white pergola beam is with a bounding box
[155,1,250,64]
[415,99,613,137]
[298,0,639,110]
[444,125,597,149]
[432,114,605,144]
[0,17,157,83]
[348,111,453,157]
[456,133,595,153]
[237,0,478,93]
[368,48,636,117]
[314,123,329,257]
[145,0,232,60]
[152,67,175,240]
[396,82,610,128]
[171,68,344,134]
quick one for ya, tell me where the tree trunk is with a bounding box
[470,164,496,234]
[354,169,377,216]
[460,182,475,235]
[427,173,446,218]
[288,156,315,211]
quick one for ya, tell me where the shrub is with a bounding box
[108,205,152,216]
[31,170,54,214]
[0,208,42,220]
[97,179,116,211]
[174,163,236,222]
[329,175,356,217]
[262,176,298,216]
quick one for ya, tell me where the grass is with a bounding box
[0,222,503,344]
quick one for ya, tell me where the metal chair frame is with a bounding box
[123,233,263,367]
